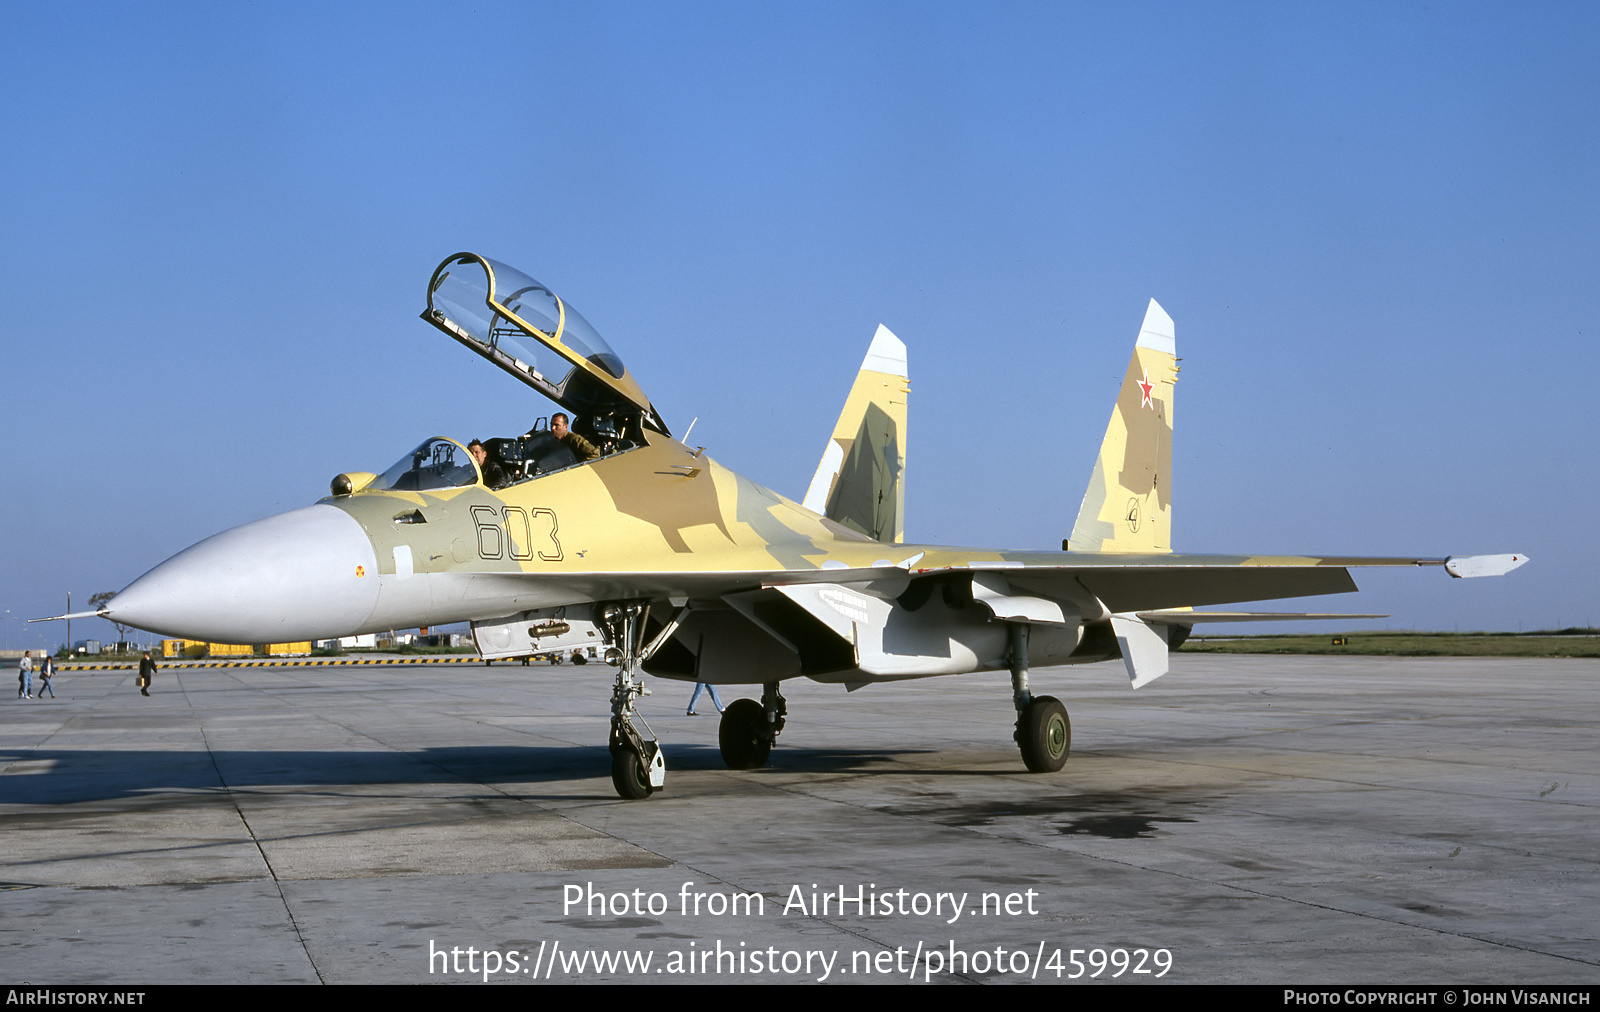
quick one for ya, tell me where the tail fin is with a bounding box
[1068,300,1177,553]
[802,324,910,543]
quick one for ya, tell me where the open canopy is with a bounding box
[422,253,667,434]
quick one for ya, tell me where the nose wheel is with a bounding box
[610,737,663,799]
[602,602,690,800]
[608,661,663,799]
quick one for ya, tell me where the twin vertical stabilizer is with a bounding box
[1068,300,1178,554]
[803,325,910,544]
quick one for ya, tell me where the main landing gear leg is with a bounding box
[719,681,787,770]
[1009,622,1070,773]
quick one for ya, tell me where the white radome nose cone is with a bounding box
[108,504,380,642]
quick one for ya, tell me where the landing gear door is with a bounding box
[422,252,669,435]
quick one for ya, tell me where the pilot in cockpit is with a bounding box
[547,412,600,463]
[467,440,508,489]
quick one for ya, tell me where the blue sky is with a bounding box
[3,2,1595,650]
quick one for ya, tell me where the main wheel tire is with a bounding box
[611,747,654,799]
[1018,696,1071,773]
[719,698,772,770]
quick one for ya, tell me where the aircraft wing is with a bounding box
[741,552,1526,690]
[643,551,1510,627]
[1135,611,1386,622]
[808,552,1529,612]
[457,551,1523,625]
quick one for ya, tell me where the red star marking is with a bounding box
[1137,369,1155,409]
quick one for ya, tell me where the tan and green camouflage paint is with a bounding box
[802,325,909,544]
[329,434,908,586]
[316,295,1449,638]
[1070,299,1178,554]
[323,428,1390,622]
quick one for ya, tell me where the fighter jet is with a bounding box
[86,252,1527,799]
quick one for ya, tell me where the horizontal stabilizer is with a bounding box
[1444,554,1528,578]
[1136,611,1388,623]
[1109,613,1171,689]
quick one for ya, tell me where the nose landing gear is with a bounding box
[602,602,690,800]
[608,666,661,799]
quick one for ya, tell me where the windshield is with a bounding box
[368,438,479,492]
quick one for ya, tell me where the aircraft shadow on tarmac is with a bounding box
[1,745,1227,841]
[0,743,961,805]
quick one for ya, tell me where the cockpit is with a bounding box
[476,410,638,490]
[353,412,638,499]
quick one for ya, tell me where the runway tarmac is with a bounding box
[1,654,1594,984]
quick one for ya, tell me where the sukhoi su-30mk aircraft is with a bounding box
[85,252,1527,799]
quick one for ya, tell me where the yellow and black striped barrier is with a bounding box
[56,655,502,671]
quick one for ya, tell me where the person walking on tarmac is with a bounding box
[137,651,157,696]
[36,654,55,699]
[686,681,724,716]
